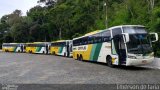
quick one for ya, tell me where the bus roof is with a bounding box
[73,30,108,40]
[73,25,145,40]
[108,25,145,30]
[51,40,71,43]
[84,30,102,36]
[3,43,24,44]
[33,42,50,44]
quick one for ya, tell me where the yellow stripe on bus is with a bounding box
[73,44,93,61]
[50,46,59,54]
[26,47,36,53]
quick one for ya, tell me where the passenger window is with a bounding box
[112,28,122,37]
[102,30,111,42]
[88,36,94,44]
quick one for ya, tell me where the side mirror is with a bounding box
[150,33,158,42]
[122,33,130,43]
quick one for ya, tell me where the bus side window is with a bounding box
[73,40,76,46]
[84,39,88,45]
[88,36,94,44]
[81,38,85,45]
[93,33,102,43]
[74,40,78,46]
[102,31,111,42]
[77,39,81,46]
[112,28,122,37]
[83,37,88,45]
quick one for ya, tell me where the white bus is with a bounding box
[2,43,25,53]
[50,40,73,57]
[72,25,158,67]
[25,42,51,54]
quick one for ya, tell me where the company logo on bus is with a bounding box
[73,46,88,51]
[78,46,86,50]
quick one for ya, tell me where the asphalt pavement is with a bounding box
[0,52,159,84]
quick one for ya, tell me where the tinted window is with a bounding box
[112,28,122,37]
[102,30,111,42]
[88,36,94,44]
[93,33,102,43]
[27,44,45,47]
[123,27,147,34]
[51,42,66,46]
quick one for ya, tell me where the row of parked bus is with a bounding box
[2,25,159,67]
[2,40,73,57]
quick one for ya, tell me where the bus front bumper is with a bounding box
[126,57,154,66]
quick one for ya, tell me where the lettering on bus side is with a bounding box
[73,47,77,51]
[73,45,88,51]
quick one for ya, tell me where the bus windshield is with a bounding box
[123,27,153,55]
[123,27,147,34]
[127,34,153,55]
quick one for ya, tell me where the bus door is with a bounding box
[46,44,49,54]
[69,42,73,57]
[112,35,126,65]
[23,45,26,52]
[118,35,127,65]
[66,41,70,57]
[112,28,126,65]
[21,44,23,52]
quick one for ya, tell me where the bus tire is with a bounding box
[106,56,114,67]
[64,53,66,57]
[77,54,79,60]
[43,51,45,54]
[79,55,83,61]
[53,52,55,55]
[18,50,20,52]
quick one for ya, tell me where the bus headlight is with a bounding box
[128,55,137,59]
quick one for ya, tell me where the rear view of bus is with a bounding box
[2,43,25,53]
[50,40,72,57]
[72,25,158,67]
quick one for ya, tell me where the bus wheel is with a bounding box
[77,54,79,60]
[18,50,20,52]
[53,52,55,55]
[107,56,114,67]
[64,53,66,57]
[43,51,45,54]
[79,55,83,61]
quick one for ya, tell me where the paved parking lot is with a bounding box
[0,52,160,84]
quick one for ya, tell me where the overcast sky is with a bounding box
[0,0,38,18]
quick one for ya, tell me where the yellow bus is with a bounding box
[72,25,158,67]
[2,43,25,53]
[25,42,50,54]
[50,40,72,57]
